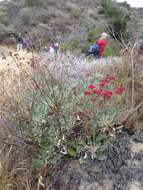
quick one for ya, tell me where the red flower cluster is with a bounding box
[106,75,117,81]
[83,75,124,101]
[87,84,95,89]
[99,79,109,88]
[92,88,102,96]
[115,85,124,95]
[99,75,117,88]
[102,90,112,99]
[84,90,92,95]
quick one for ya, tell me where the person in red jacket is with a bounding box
[96,33,109,58]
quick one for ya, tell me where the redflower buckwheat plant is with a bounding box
[84,75,124,101]
[81,75,125,159]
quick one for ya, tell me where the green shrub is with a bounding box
[100,0,131,40]
[25,0,46,7]
[88,28,99,42]
[61,37,81,52]
[103,45,115,57]
[0,15,9,25]
[71,8,82,19]
[10,61,126,165]
[60,42,71,51]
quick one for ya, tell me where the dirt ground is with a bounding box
[48,131,143,190]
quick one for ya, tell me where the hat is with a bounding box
[101,33,109,38]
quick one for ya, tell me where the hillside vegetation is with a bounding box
[0,0,99,45]
[0,0,134,52]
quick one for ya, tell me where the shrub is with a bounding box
[19,8,32,26]
[4,56,127,169]
[71,7,82,19]
[0,24,16,43]
[0,15,9,26]
[2,52,143,188]
[25,0,46,7]
[79,75,125,159]
[60,42,71,51]
[88,28,99,42]
[100,0,131,40]
[103,45,115,57]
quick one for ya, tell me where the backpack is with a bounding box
[88,44,99,55]
[17,37,23,43]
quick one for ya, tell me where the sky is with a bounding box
[117,0,143,7]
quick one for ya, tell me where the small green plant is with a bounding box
[71,8,82,19]
[82,75,124,159]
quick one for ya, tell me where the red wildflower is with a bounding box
[102,90,113,99]
[102,79,109,83]
[115,85,124,95]
[84,91,92,95]
[87,84,95,89]
[107,75,117,81]
[92,88,102,96]
[99,79,109,88]
[98,88,103,95]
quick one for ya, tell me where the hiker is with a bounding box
[42,46,48,53]
[54,42,60,54]
[22,35,32,52]
[48,44,55,53]
[16,33,23,51]
[86,44,99,58]
[86,32,109,58]
[96,32,109,58]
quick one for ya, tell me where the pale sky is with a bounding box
[117,0,143,7]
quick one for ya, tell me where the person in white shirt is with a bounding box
[48,44,55,53]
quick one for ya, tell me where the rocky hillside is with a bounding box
[129,8,143,38]
[0,0,141,49]
[132,8,143,38]
[0,0,101,45]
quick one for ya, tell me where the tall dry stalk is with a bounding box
[130,46,135,108]
[130,41,139,108]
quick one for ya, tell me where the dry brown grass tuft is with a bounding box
[0,160,12,190]
[0,119,36,190]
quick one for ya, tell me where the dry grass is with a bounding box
[0,158,32,190]
[0,50,39,189]
[0,160,12,190]
[0,119,36,190]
